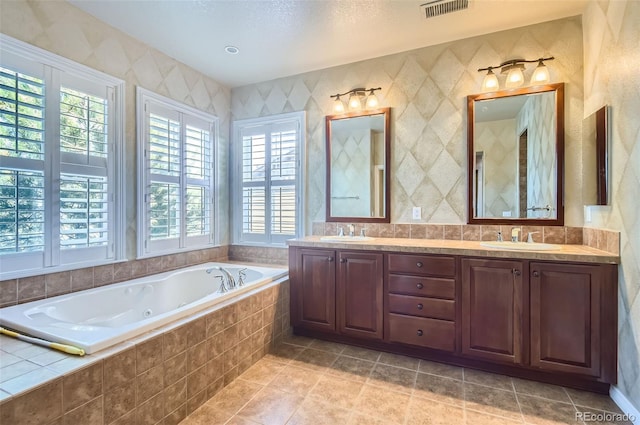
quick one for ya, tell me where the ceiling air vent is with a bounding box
[420,0,469,19]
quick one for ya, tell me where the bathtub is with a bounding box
[0,262,287,354]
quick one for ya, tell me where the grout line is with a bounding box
[511,378,527,424]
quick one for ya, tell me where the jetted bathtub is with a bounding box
[0,262,287,354]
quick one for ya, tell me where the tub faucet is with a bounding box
[237,268,247,287]
[206,266,236,290]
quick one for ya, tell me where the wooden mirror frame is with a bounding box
[325,107,391,223]
[467,83,565,225]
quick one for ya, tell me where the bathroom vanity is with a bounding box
[288,237,618,393]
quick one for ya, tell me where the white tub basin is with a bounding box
[480,241,561,251]
[320,235,375,242]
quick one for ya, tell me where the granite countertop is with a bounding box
[287,236,620,264]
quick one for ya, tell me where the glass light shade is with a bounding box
[333,97,345,113]
[348,93,362,110]
[530,62,550,85]
[505,66,525,88]
[481,70,499,92]
[366,92,379,109]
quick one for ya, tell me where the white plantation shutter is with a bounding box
[137,88,217,257]
[233,112,304,245]
[0,35,124,279]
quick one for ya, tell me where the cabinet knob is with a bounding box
[416,283,424,289]
[417,303,423,310]
[340,258,347,263]
[513,268,521,276]
[532,271,540,277]
[416,262,423,268]
[417,329,423,336]
[327,257,334,262]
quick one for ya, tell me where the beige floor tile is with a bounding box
[418,359,464,381]
[308,339,346,354]
[464,368,514,391]
[512,378,570,403]
[367,363,417,394]
[262,343,306,364]
[280,334,314,347]
[326,355,376,383]
[204,379,263,415]
[237,386,302,424]
[465,383,522,420]
[347,411,402,425]
[465,410,524,424]
[354,384,410,424]
[238,359,284,385]
[286,397,351,425]
[224,416,261,425]
[405,397,465,424]
[341,345,381,362]
[574,407,635,425]
[518,394,578,425]
[414,372,465,407]
[267,364,322,395]
[289,348,338,372]
[377,352,420,370]
[180,404,233,425]
[565,388,624,413]
[308,374,365,409]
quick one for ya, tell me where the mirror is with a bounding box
[326,107,390,223]
[582,106,609,205]
[467,83,564,225]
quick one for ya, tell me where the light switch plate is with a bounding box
[412,207,421,220]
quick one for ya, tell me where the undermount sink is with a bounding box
[319,235,375,242]
[480,241,561,251]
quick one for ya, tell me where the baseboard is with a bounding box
[610,385,640,425]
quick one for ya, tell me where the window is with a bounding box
[0,35,124,279]
[232,112,305,245]
[137,88,218,257]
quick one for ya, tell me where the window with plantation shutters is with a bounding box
[137,88,218,257]
[0,35,125,279]
[233,112,305,245]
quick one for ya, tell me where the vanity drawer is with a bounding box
[388,254,455,277]
[388,314,454,352]
[388,294,455,320]
[388,274,455,299]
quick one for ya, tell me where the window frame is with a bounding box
[136,87,219,258]
[231,112,306,246]
[0,34,125,280]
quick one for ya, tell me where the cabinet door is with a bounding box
[337,251,384,339]
[292,248,336,332]
[462,258,524,364]
[530,263,600,376]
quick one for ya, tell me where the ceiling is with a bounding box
[69,0,588,88]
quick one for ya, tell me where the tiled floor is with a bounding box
[181,336,630,425]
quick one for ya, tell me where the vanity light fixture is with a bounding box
[330,87,381,113]
[478,57,554,91]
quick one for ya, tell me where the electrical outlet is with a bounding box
[412,207,421,220]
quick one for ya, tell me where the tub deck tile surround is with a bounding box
[0,277,290,425]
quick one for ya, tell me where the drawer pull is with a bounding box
[417,329,423,336]
[416,262,423,268]
[416,283,424,289]
[340,258,347,263]
[327,257,334,262]
[417,303,423,310]
[532,271,540,277]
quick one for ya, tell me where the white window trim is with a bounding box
[0,34,126,281]
[136,87,219,259]
[231,111,306,246]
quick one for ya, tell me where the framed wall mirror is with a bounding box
[467,83,564,225]
[582,105,609,205]
[326,107,391,223]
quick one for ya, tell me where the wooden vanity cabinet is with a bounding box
[461,258,525,364]
[290,248,383,339]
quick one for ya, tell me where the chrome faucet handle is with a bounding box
[238,268,247,287]
[215,275,228,293]
[338,227,344,237]
[527,231,540,243]
[360,228,366,237]
[497,231,503,242]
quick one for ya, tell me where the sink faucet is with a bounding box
[349,223,355,237]
[206,266,236,290]
[511,227,521,242]
[526,231,540,243]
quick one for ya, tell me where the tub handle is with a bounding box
[216,276,229,293]
[238,268,247,287]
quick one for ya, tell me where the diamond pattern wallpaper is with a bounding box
[583,0,640,410]
[231,17,585,231]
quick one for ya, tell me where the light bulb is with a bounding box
[348,93,362,110]
[481,69,499,92]
[366,91,379,109]
[505,66,524,88]
[333,96,345,113]
[530,61,550,85]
